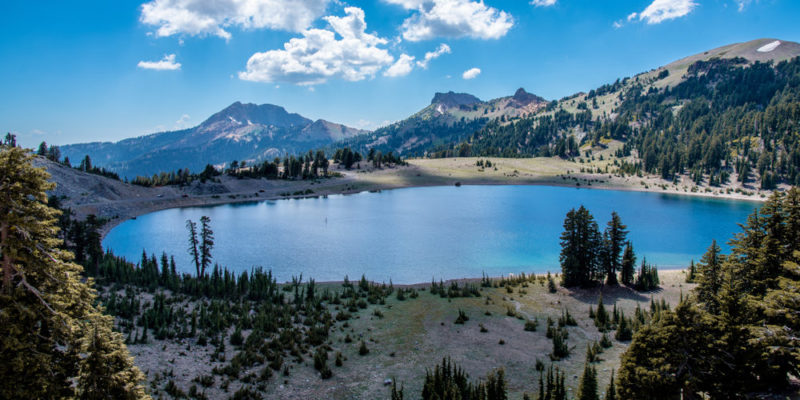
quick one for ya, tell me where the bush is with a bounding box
[454,309,469,324]
[230,327,243,346]
[524,318,539,332]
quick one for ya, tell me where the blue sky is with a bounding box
[2,0,799,147]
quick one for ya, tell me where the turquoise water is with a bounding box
[103,185,760,284]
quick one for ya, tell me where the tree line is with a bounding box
[616,187,800,398]
[559,208,658,290]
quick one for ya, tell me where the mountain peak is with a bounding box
[201,102,311,129]
[431,91,482,107]
[511,88,545,106]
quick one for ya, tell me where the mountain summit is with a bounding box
[60,102,366,178]
[200,102,311,130]
[431,91,483,108]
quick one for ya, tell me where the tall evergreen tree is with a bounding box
[605,370,617,400]
[576,363,599,400]
[603,212,628,285]
[199,215,214,279]
[620,242,636,286]
[0,146,148,399]
[686,259,696,283]
[695,240,723,313]
[560,206,602,287]
[186,219,200,277]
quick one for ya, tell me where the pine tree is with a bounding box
[617,301,718,399]
[762,251,800,386]
[0,146,148,399]
[199,216,214,279]
[686,259,696,283]
[695,240,722,313]
[614,311,632,341]
[603,212,628,285]
[620,242,636,286]
[576,363,598,400]
[78,321,149,399]
[605,370,617,400]
[560,206,602,287]
[594,296,608,331]
[186,219,201,277]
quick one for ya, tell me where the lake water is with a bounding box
[103,185,760,284]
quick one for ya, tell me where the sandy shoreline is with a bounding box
[47,149,771,242]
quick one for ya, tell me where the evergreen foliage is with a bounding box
[619,242,636,286]
[0,146,148,399]
[559,206,602,287]
[603,212,628,285]
[617,188,800,398]
[440,57,800,190]
[420,357,507,400]
[576,363,599,400]
[560,207,637,287]
[633,258,660,291]
[694,240,723,313]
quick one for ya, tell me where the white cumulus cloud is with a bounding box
[530,0,556,6]
[238,7,394,85]
[637,0,697,24]
[385,0,513,42]
[462,67,481,80]
[140,0,329,39]
[384,54,416,77]
[417,43,451,68]
[137,54,182,70]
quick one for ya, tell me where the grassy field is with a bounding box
[127,270,693,399]
[345,141,769,202]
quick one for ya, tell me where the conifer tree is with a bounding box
[695,240,722,313]
[603,212,627,285]
[186,219,200,277]
[0,146,148,399]
[199,216,214,278]
[617,301,718,399]
[594,296,608,331]
[620,242,636,286]
[576,363,598,400]
[686,259,696,283]
[605,370,617,400]
[560,206,602,287]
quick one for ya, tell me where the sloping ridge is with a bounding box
[663,38,800,75]
[60,102,365,178]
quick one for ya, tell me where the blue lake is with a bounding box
[103,185,760,284]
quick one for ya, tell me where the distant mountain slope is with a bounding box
[442,38,800,188]
[340,88,548,156]
[60,102,367,179]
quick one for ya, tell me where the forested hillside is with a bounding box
[439,39,800,190]
[338,89,547,157]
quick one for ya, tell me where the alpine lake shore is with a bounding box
[53,140,771,242]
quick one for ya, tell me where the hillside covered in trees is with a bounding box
[437,40,800,190]
[2,138,798,398]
